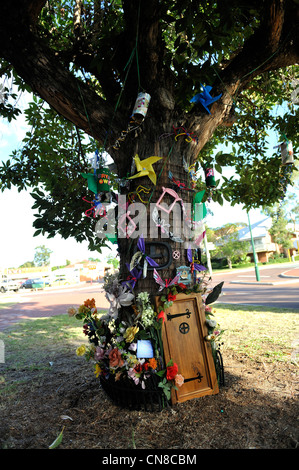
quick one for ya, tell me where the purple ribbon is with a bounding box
[137,235,159,267]
[121,264,142,291]
[187,247,207,273]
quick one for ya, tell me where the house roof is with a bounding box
[238,217,272,241]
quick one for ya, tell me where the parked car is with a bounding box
[0,278,20,293]
[51,277,71,286]
[20,278,45,290]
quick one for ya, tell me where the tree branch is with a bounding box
[0,1,126,162]
[187,0,299,156]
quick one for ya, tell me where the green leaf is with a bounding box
[49,427,64,449]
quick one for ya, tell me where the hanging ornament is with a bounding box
[113,92,151,150]
[81,168,112,194]
[82,195,107,219]
[168,171,195,192]
[128,154,162,185]
[121,263,142,291]
[173,125,198,143]
[274,135,295,166]
[176,266,192,286]
[187,246,207,274]
[280,141,294,165]
[81,150,112,194]
[155,187,183,214]
[131,92,151,122]
[152,207,184,243]
[130,234,159,278]
[193,190,207,222]
[118,210,137,239]
[190,84,222,114]
[128,185,151,204]
[205,168,216,188]
[153,269,181,292]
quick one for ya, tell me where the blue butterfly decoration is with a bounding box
[190,84,222,114]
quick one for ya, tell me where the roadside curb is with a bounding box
[230,279,299,285]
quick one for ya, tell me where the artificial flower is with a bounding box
[105,287,134,320]
[94,363,102,378]
[76,345,86,356]
[167,293,176,302]
[109,348,124,368]
[148,358,157,369]
[166,362,178,380]
[67,306,77,316]
[78,304,90,315]
[206,319,217,328]
[126,352,139,367]
[157,310,165,323]
[178,283,187,290]
[134,362,143,374]
[123,325,139,343]
[175,374,184,387]
[128,367,140,385]
[94,346,106,361]
[84,298,96,309]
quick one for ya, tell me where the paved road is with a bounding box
[0,283,109,331]
[210,263,299,310]
[0,263,298,331]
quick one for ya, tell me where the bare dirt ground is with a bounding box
[1,346,298,450]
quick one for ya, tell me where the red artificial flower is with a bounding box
[166,362,178,381]
[167,293,176,302]
[134,363,143,373]
[157,310,165,323]
[178,283,187,290]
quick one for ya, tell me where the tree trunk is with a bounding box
[109,113,204,297]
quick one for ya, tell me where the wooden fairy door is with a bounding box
[156,293,219,404]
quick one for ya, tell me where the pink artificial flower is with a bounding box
[175,374,184,387]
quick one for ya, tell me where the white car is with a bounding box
[0,279,20,293]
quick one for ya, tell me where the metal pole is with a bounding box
[204,234,213,276]
[247,211,260,282]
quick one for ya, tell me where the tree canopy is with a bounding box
[0,0,298,253]
[208,223,250,268]
[33,244,53,266]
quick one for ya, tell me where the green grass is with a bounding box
[213,303,299,363]
[210,257,296,272]
[0,314,85,385]
[0,304,298,399]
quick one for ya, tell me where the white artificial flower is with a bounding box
[206,319,217,328]
[105,286,134,320]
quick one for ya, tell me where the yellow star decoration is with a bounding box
[128,154,162,185]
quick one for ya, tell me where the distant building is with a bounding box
[238,217,299,263]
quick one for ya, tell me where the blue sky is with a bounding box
[0,90,283,269]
